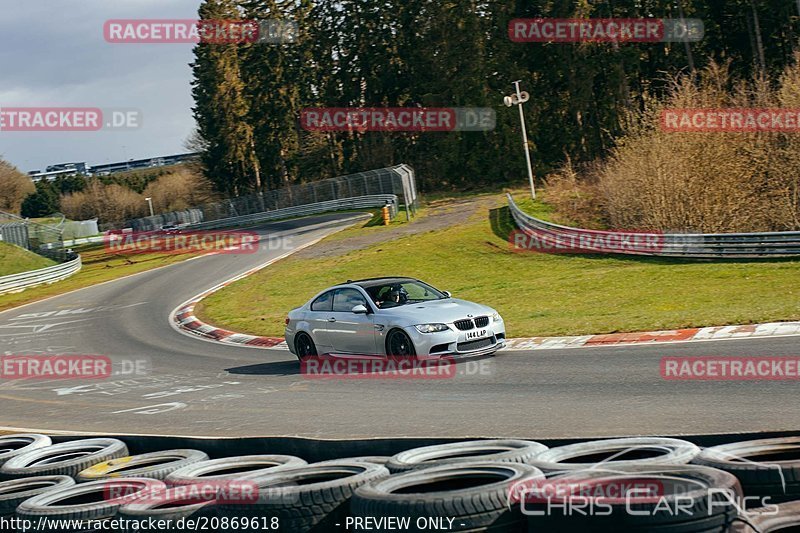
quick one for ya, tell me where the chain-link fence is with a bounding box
[0,211,69,261]
[124,164,418,232]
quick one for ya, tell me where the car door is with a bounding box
[327,288,377,355]
[307,290,334,353]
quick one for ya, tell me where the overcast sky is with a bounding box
[0,0,201,172]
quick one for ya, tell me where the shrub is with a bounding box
[547,57,800,233]
[0,159,35,214]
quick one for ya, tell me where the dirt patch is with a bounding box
[293,195,500,260]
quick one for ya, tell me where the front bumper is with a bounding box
[403,321,506,358]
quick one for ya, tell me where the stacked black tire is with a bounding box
[5,433,800,532]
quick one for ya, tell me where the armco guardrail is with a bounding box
[187,195,398,231]
[0,255,82,295]
[125,164,417,232]
[508,194,800,258]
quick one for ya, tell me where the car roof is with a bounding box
[346,276,417,289]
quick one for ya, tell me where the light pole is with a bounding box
[504,81,535,199]
[145,197,154,217]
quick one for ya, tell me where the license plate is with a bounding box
[465,329,487,340]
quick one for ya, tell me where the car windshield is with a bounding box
[364,280,447,309]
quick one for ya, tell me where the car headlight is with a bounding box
[415,323,450,333]
[492,312,502,323]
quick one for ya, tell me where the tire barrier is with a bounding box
[352,462,545,532]
[165,455,307,486]
[528,437,700,473]
[77,449,209,482]
[507,193,800,258]
[693,437,800,504]
[0,438,127,479]
[118,487,216,533]
[318,456,392,467]
[0,434,52,468]
[2,433,800,532]
[15,477,165,529]
[386,439,548,473]
[522,464,742,532]
[217,461,389,531]
[730,500,800,532]
[0,476,74,516]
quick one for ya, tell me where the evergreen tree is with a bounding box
[21,180,60,218]
[192,0,260,195]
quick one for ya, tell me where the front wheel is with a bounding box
[295,332,317,358]
[386,330,416,357]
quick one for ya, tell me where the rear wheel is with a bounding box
[386,330,416,357]
[295,332,317,358]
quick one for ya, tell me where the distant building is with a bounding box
[27,152,201,181]
[46,162,89,174]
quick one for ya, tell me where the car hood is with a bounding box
[379,298,495,324]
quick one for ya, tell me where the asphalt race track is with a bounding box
[0,213,798,439]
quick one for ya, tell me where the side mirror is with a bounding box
[352,304,368,314]
[443,291,451,298]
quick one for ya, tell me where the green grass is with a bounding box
[0,243,56,277]
[0,243,212,312]
[197,193,800,338]
[0,209,422,313]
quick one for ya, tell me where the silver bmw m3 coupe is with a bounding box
[285,277,505,358]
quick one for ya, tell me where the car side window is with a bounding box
[333,288,367,313]
[310,291,334,312]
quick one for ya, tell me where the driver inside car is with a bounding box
[377,285,408,308]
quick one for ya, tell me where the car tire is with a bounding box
[295,332,318,358]
[1,438,129,479]
[16,478,166,524]
[77,449,209,482]
[118,487,217,532]
[528,437,700,473]
[692,437,800,503]
[0,434,52,469]
[0,475,75,516]
[352,462,545,532]
[729,500,800,532]
[165,455,307,486]
[386,329,416,357]
[522,464,741,532]
[218,461,388,531]
[387,439,549,473]
[316,456,392,467]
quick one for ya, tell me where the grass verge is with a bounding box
[0,243,209,312]
[0,243,56,277]
[0,210,415,313]
[197,192,800,338]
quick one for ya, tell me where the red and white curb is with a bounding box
[503,322,800,350]
[177,305,800,353]
[170,216,369,350]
